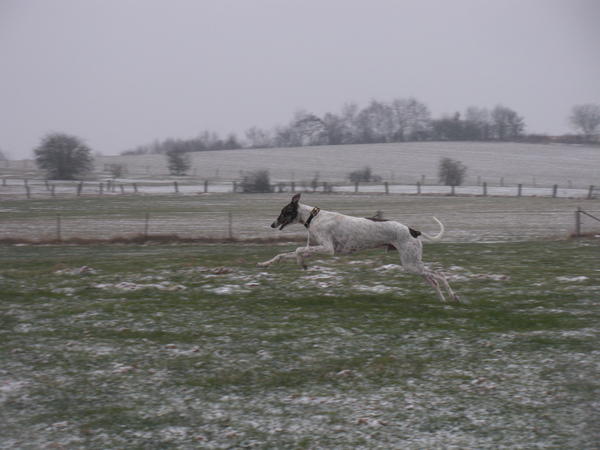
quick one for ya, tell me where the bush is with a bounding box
[240,170,272,193]
[438,157,467,186]
[166,150,191,176]
[108,164,126,178]
[348,166,382,183]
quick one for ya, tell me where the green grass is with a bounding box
[1,239,599,448]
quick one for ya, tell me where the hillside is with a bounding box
[95,142,600,187]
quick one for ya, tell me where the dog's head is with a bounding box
[271,193,301,230]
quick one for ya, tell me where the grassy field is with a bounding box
[1,193,597,242]
[1,238,599,448]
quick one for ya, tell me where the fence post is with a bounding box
[291,181,295,193]
[204,180,208,193]
[2,178,6,187]
[120,184,125,194]
[56,215,62,241]
[99,183,104,195]
[25,185,31,199]
[45,180,49,191]
[77,182,83,196]
[575,207,581,237]
[482,182,487,196]
[552,184,558,198]
[233,181,237,193]
[354,181,359,193]
[144,213,150,239]
[588,185,594,199]
[450,185,456,196]
[174,181,179,193]
[517,184,522,197]
[384,181,389,195]
[228,211,233,240]
[416,181,421,195]
[133,183,138,194]
[51,185,56,197]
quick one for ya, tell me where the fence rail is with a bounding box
[0,178,597,200]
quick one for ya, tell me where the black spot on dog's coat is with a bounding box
[409,227,421,238]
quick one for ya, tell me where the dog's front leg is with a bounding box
[295,245,334,269]
[257,251,297,268]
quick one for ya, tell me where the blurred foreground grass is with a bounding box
[1,239,599,448]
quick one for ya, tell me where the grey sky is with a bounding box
[1,0,599,158]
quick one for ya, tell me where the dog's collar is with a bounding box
[304,207,320,229]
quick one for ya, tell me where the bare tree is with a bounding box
[569,104,600,138]
[34,133,94,180]
[464,106,491,140]
[245,126,272,148]
[390,97,431,141]
[491,105,525,140]
[355,100,395,143]
[293,113,328,146]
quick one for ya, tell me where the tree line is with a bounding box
[122,100,600,155]
[27,101,600,180]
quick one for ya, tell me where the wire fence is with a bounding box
[2,207,599,244]
[0,178,597,200]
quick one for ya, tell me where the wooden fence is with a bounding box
[0,178,597,200]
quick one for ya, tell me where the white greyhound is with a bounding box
[258,194,459,303]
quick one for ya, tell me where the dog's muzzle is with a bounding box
[272,221,288,230]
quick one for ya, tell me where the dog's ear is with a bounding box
[291,193,301,204]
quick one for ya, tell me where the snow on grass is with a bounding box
[1,240,599,448]
[556,275,589,282]
[92,280,187,291]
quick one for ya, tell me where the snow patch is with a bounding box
[376,264,402,272]
[92,281,186,291]
[354,284,395,294]
[55,266,97,275]
[556,276,589,282]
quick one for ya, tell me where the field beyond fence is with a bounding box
[1,193,599,243]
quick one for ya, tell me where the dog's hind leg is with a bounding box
[434,271,460,303]
[394,239,458,303]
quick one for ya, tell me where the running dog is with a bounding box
[258,193,459,302]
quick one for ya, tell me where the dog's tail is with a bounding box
[420,217,444,242]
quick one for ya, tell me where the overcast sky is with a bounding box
[1,0,599,158]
